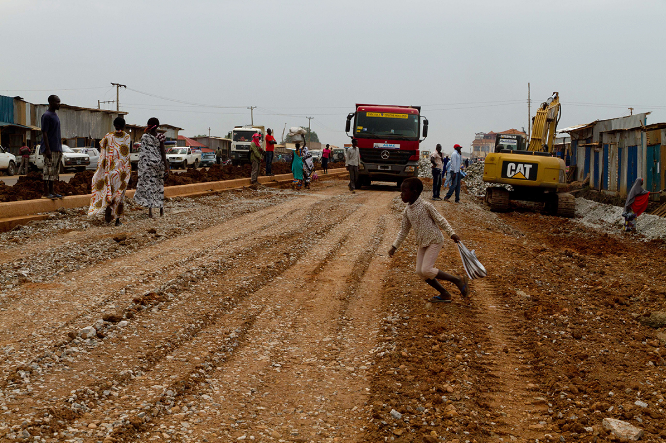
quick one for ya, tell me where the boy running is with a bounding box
[388,177,469,303]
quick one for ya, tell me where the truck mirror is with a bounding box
[345,113,354,133]
[422,118,429,138]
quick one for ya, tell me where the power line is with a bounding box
[126,87,247,109]
[0,86,108,92]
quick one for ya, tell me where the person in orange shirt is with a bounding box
[265,128,277,176]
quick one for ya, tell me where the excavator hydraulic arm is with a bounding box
[527,92,561,153]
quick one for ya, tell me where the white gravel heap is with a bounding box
[418,157,432,178]
[575,198,666,240]
[462,161,511,198]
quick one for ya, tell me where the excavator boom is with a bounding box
[527,92,561,153]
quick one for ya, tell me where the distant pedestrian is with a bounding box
[443,157,452,189]
[215,146,222,165]
[443,155,449,173]
[430,144,444,200]
[249,132,263,185]
[134,118,170,218]
[18,143,31,175]
[389,177,468,303]
[622,178,650,233]
[301,143,314,189]
[465,158,469,168]
[444,144,463,203]
[40,95,63,199]
[265,128,277,176]
[345,138,360,193]
[322,144,331,174]
[291,143,304,189]
[88,116,131,226]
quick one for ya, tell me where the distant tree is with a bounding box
[193,134,207,138]
[226,131,232,139]
[285,126,319,144]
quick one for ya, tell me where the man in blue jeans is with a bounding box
[430,144,444,200]
[444,144,463,203]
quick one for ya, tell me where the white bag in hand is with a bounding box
[457,241,487,280]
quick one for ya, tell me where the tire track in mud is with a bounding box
[0,193,338,381]
[116,192,396,442]
[470,278,549,440]
[2,193,369,441]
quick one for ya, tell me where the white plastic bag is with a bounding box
[457,241,487,280]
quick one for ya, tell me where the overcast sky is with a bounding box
[2,0,665,154]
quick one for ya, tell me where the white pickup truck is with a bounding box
[167,147,201,169]
[30,144,90,173]
[0,146,18,176]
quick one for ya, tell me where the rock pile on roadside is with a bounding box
[461,161,512,198]
[417,157,432,178]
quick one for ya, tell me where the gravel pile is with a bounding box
[462,161,512,198]
[417,157,432,178]
[574,198,666,240]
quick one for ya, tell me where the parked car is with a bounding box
[167,147,201,169]
[30,144,90,173]
[0,146,17,176]
[73,147,100,170]
[199,151,216,167]
[309,149,323,164]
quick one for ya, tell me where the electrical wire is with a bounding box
[126,87,246,109]
[0,86,109,92]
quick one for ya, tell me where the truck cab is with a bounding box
[230,126,264,165]
[345,104,427,187]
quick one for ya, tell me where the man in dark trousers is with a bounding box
[40,95,62,199]
[18,142,31,175]
[345,138,360,193]
[444,144,463,203]
[265,128,277,175]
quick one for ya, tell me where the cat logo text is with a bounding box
[500,161,538,181]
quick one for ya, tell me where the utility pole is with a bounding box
[247,106,257,125]
[628,107,634,116]
[98,100,114,109]
[527,82,531,140]
[281,123,287,143]
[208,127,211,149]
[306,116,314,144]
[111,83,126,112]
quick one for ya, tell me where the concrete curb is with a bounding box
[0,169,348,232]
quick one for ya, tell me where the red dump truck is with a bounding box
[345,103,428,188]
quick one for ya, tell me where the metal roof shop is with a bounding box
[0,95,42,155]
[562,113,661,197]
[34,103,127,150]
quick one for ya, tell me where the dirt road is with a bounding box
[0,177,664,442]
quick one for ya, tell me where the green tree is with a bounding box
[285,126,319,144]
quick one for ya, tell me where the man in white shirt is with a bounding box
[345,138,360,193]
[444,144,463,203]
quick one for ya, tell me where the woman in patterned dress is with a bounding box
[134,117,170,218]
[88,117,131,226]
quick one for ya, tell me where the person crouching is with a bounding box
[388,177,469,303]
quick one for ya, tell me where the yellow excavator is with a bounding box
[482,92,575,217]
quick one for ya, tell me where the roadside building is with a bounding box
[191,136,231,157]
[562,112,666,196]
[471,129,527,160]
[0,95,43,155]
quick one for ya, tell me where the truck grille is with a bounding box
[360,149,415,165]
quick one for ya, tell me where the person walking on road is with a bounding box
[443,155,449,174]
[322,144,331,174]
[134,118,170,218]
[291,142,304,189]
[622,178,650,233]
[249,132,263,185]
[389,177,469,303]
[18,143,31,175]
[345,138,360,193]
[215,146,222,165]
[88,116,131,226]
[265,128,277,176]
[444,144,463,203]
[430,144,444,200]
[40,95,63,199]
[301,143,314,189]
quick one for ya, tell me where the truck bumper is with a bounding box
[358,162,419,182]
[231,151,249,160]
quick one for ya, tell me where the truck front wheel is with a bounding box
[182,161,188,170]
[193,159,198,170]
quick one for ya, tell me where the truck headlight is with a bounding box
[405,166,415,173]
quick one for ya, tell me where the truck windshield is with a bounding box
[170,148,189,155]
[355,112,419,139]
[233,131,255,142]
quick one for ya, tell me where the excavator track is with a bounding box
[486,187,510,212]
[556,192,576,218]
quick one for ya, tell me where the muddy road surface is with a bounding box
[0,177,664,442]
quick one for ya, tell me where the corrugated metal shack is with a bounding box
[561,113,666,197]
[0,95,42,155]
[33,103,127,149]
